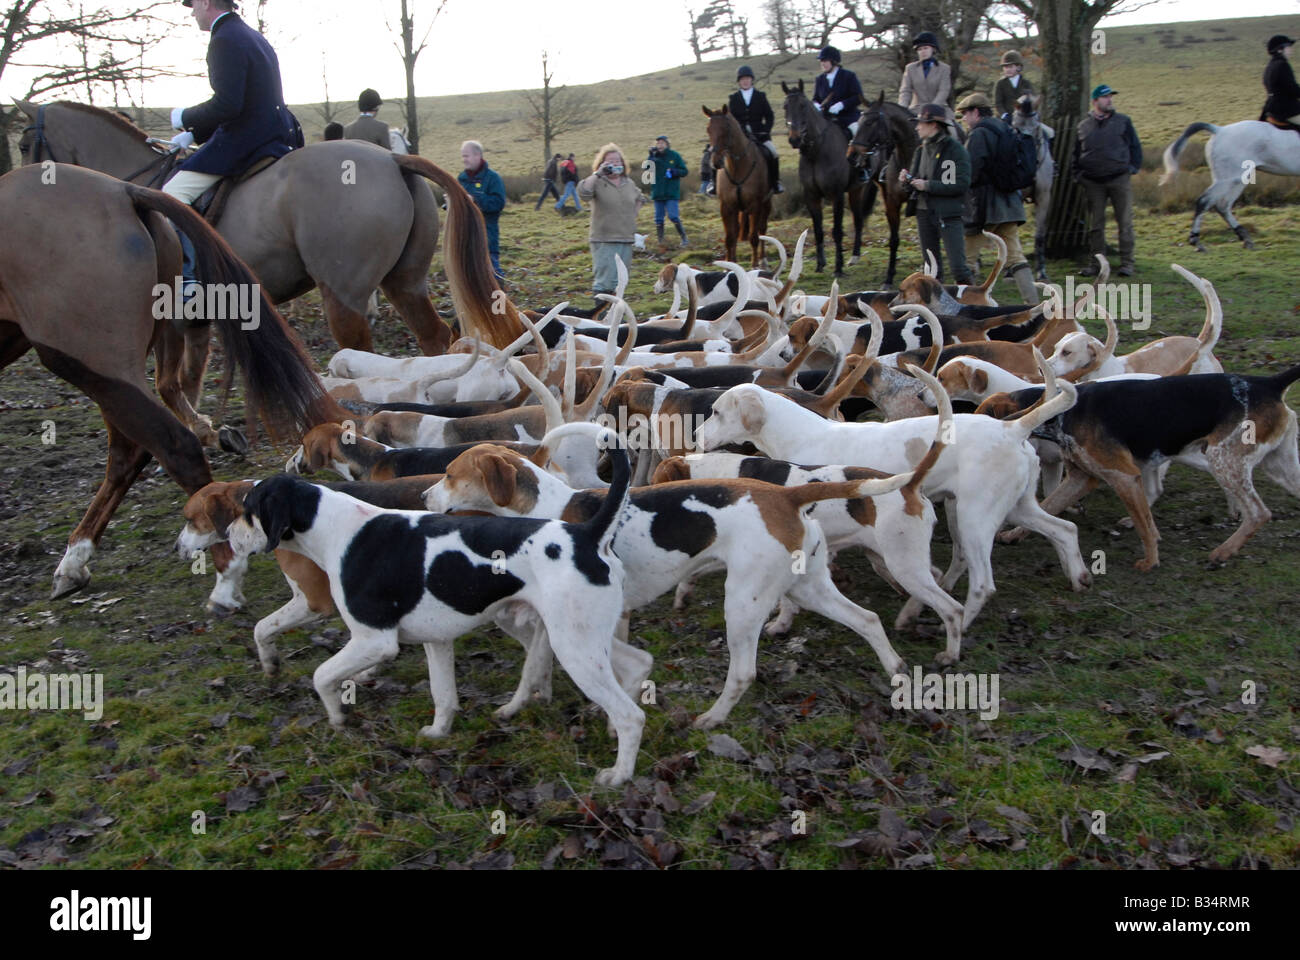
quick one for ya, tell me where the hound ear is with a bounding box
[210,490,244,538]
[253,489,293,552]
[651,457,690,484]
[972,368,988,394]
[479,454,518,508]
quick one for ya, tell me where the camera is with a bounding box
[601,164,616,175]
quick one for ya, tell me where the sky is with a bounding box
[5,0,1298,110]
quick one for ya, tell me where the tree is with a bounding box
[0,0,181,173]
[389,0,448,155]
[759,0,808,55]
[691,0,747,59]
[314,57,337,129]
[686,7,704,62]
[522,51,595,164]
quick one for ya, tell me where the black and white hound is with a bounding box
[227,433,644,787]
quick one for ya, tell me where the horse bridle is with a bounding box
[21,105,60,164]
[715,138,760,188]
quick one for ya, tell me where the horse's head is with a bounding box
[781,79,814,150]
[1010,94,1041,134]
[14,100,152,171]
[702,104,737,159]
[847,93,888,172]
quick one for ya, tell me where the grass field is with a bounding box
[1,14,1298,871]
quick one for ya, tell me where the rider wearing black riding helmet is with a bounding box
[728,65,783,194]
[1262,34,1300,127]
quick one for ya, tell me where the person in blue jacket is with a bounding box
[168,0,301,288]
[458,140,508,281]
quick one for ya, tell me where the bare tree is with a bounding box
[686,7,704,62]
[759,0,807,54]
[389,0,448,155]
[0,0,182,172]
[314,57,338,129]
[522,51,595,163]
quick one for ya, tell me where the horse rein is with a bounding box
[22,106,184,188]
[21,106,59,164]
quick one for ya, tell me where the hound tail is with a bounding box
[1160,122,1218,186]
[538,423,630,554]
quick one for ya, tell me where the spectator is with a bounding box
[645,135,690,248]
[729,65,783,193]
[699,144,714,195]
[556,153,583,213]
[578,143,645,296]
[458,139,507,281]
[535,153,563,210]
[899,103,972,284]
[1262,34,1300,126]
[993,50,1036,120]
[900,32,954,126]
[1072,84,1141,276]
[323,121,344,141]
[957,93,1037,304]
[344,89,390,148]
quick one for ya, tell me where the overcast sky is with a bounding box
[7,0,1298,109]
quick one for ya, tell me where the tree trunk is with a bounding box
[1037,0,1106,259]
[405,60,419,155]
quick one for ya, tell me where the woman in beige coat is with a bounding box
[899,31,954,124]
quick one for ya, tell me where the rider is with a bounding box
[167,1,301,288]
[343,89,391,148]
[728,65,784,194]
[993,50,1035,120]
[899,32,954,126]
[1262,34,1300,128]
[813,46,865,181]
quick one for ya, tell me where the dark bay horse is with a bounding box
[781,80,869,275]
[847,94,918,288]
[702,104,772,268]
[16,101,453,355]
[0,163,348,598]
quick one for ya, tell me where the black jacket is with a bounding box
[178,13,299,176]
[1073,110,1142,183]
[813,67,864,129]
[1262,53,1300,121]
[727,88,775,140]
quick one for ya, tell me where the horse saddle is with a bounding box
[193,156,280,227]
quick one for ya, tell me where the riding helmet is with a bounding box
[1267,34,1296,55]
[817,46,842,64]
[912,31,942,52]
[737,65,755,81]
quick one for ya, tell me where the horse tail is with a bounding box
[392,154,525,349]
[1160,122,1218,185]
[125,184,349,441]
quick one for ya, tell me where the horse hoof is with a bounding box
[218,426,249,456]
[51,569,90,600]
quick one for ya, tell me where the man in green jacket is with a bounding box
[645,135,690,248]
[900,103,973,284]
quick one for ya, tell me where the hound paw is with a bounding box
[934,651,960,667]
[594,768,627,789]
[1133,557,1159,572]
[419,722,452,740]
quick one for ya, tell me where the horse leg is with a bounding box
[181,324,246,453]
[722,203,740,264]
[831,193,846,276]
[0,321,32,371]
[886,196,902,288]
[32,343,212,598]
[846,184,866,267]
[380,274,452,356]
[1189,188,1213,252]
[810,197,826,273]
[318,282,375,353]
[1215,179,1253,250]
[155,322,221,450]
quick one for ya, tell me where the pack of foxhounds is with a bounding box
[175,232,1300,788]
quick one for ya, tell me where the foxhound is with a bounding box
[225,432,645,788]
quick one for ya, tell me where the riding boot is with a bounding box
[674,220,688,248]
[656,223,666,246]
[767,153,783,193]
[176,225,201,303]
[1010,262,1038,304]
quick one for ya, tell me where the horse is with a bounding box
[1161,119,1300,251]
[781,80,869,275]
[702,104,772,268]
[1008,94,1055,280]
[0,163,348,599]
[16,101,454,355]
[847,93,917,287]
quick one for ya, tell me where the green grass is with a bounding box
[1,13,1299,870]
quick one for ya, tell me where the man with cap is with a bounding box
[343,89,391,148]
[899,32,953,124]
[645,135,690,247]
[1072,84,1142,276]
[899,103,973,284]
[729,65,783,194]
[957,92,1037,303]
[993,50,1036,120]
[167,0,301,292]
[813,46,864,137]
[1261,34,1300,127]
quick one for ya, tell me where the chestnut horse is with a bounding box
[702,105,772,268]
[0,163,348,598]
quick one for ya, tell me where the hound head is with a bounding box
[891,273,945,308]
[696,384,769,451]
[229,475,322,556]
[1048,331,1102,378]
[424,444,539,515]
[935,359,989,404]
[176,480,255,558]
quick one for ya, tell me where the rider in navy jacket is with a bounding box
[176,6,300,177]
[812,46,863,135]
